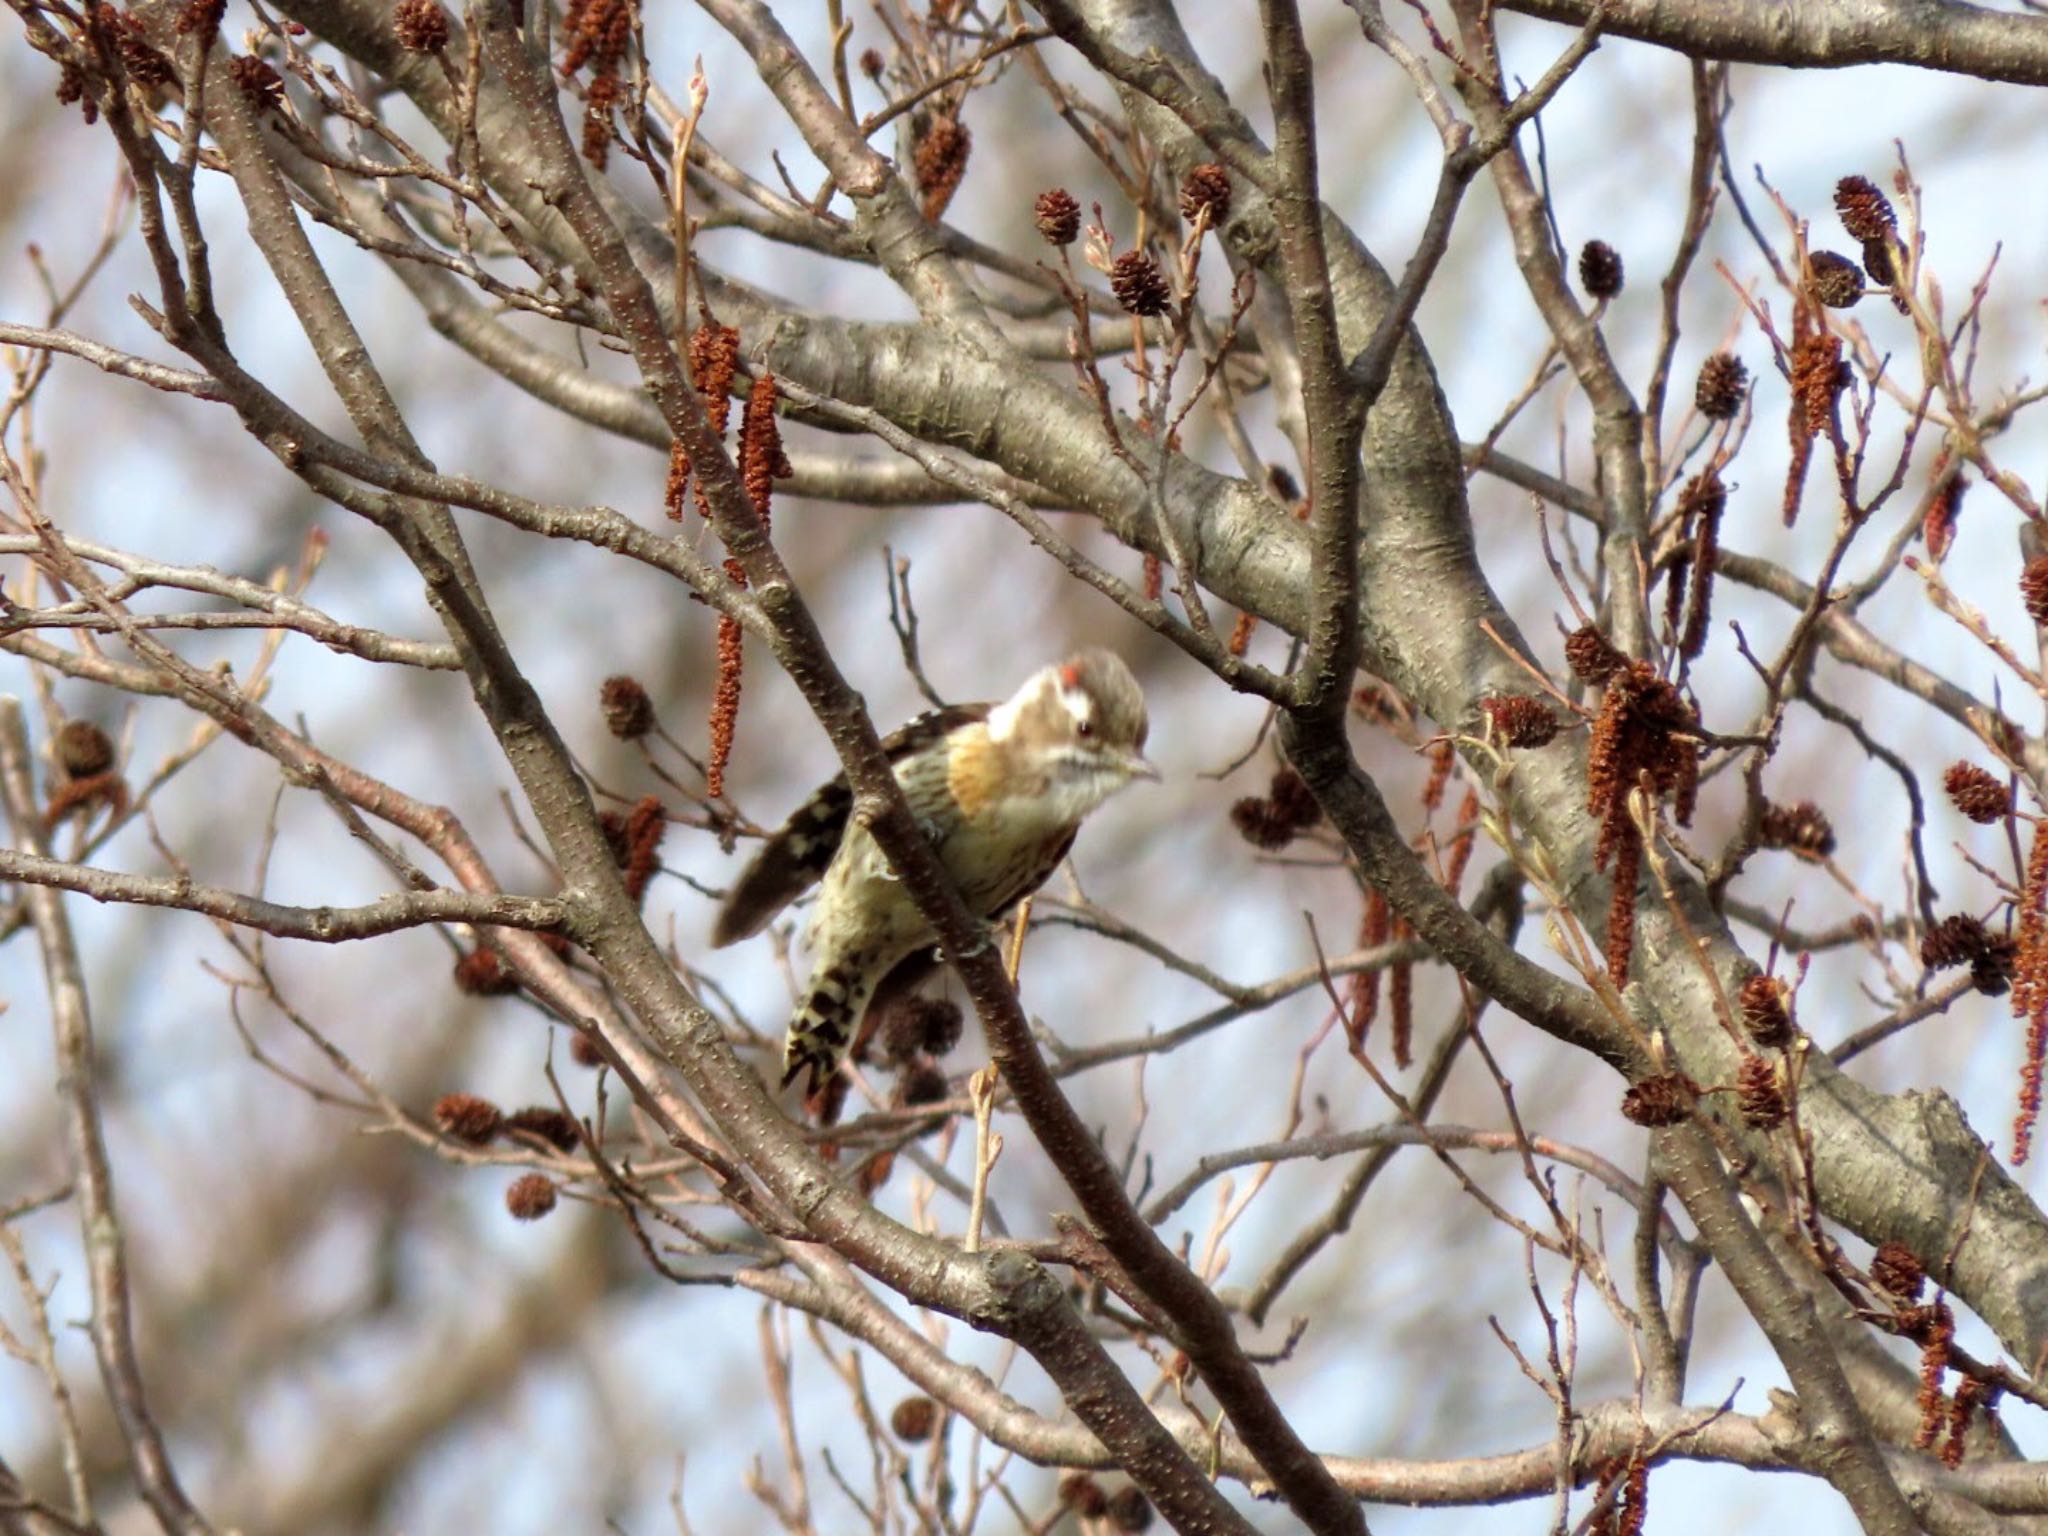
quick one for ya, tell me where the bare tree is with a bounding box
[0,0,2045,1532]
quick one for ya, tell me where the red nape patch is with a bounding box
[1059,663,1082,688]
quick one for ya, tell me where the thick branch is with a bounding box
[1501,0,2048,87]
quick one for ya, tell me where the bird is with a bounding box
[711,650,1157,1098]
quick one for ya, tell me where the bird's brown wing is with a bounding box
[709,703,990,947]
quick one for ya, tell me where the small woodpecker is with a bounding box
[711,650,1156,1096]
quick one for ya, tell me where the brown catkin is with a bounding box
[1604,827,1641,986]
[1942,1375,1987,1468]
[739,372,789,517]
[1785,325,1847,526]
[1618,1455,1648,1536]
[1924,474,1967,561]
[688,322,742,438]
[1677,472,1725,660]
[913,115,971,220]
[680,322,740,518]
[2012,821,2048,1025]
[1914,1304,1955,1448]
[1420,739,1455,814]
[2016,1003,2048,1165]
[619,794,666,904]
[663,438,689,520]
[581,75,621,169]
[1228,610,1257,656]
[1346,886,1390,1045]
[707,619,743,800]
[1443,788,1480,897]
[561,0,630,77]
[703,376,785,801]
[1870,1240,1926,1301]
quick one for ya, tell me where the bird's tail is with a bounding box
[781,956,878,1096]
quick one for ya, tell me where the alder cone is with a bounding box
[1579,239,1623,299]
[1808,250,1865,307]
[1109,250,1171,316]
[2021,556,2048,626]
[1757,799,1835,857]
[600,674,654,739]
[55,719,115,777]
[889,1396,939,1442]
[505,1173,557,1221]
[1694,352,1748,420]
[1178,162,1232,226]
[1943,761,2010,824]
[1737,1055,1787,1129]
[433,1092,502,1144]
[1920,913,1991,970]
[393,0,450,51]
[1481,694,1561,748]
[1034,188,1080,246]
[1622,1074,1692,1127]
[1738,974,1794,1049]
[1835,174,1897,242]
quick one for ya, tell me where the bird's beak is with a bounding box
[1121,751,1162,784]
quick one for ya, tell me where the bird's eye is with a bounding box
[1076,719,1094,738]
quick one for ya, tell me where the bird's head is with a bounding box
[987,649,1158,816]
